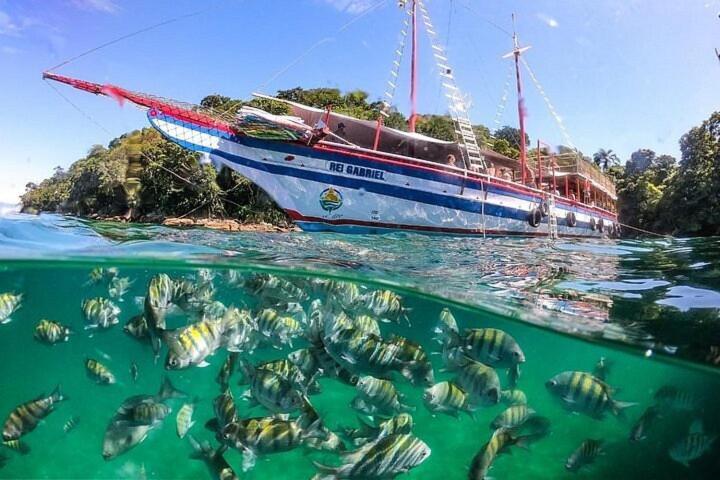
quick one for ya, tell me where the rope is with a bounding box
[46,5,219,72]
[44,80,112,135]
[256,0,388,92]
[520,57,576,149]
[617,222,674,239]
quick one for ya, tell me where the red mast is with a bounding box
[503,15,531,184]
[408,0,418,133]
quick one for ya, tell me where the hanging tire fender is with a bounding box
[589,217,597,231]
[566,211,577,228]
[598,218,605,232]
[528,208,542,228]
[540,200,550,217]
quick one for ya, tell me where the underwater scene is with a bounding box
[0,216,719,479]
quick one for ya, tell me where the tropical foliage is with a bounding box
[612,111,720,236]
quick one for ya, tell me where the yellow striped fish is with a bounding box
[85,358,116,385]
[314,433,430,478]
[34,319,71,344]
[0,293,22,324]
[454,358,501,407]
[176,401,196,439]
[2,385,65,441]
[462,328,525,369]
[164,317,226,369]
[81,297,120,329]
[545,371,636,419]
[468,428,525,479]
[63,416,80,434]
[355,376,413,415]
[490,404,536,429]
[2,439,30,454]
[423,381,474,418]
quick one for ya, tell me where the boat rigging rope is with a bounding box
[256,0,388,92]
[520,57,576,150]
[46,4,220,72]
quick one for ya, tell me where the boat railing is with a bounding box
[316,139,617,218]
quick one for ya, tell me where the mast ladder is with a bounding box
[416,0,486,171]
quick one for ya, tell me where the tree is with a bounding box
[415,115,455,142]
[494,125,530,151]
[593,148,619,171]
[625,149,656,175]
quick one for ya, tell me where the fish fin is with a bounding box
[204,418,220,432]
[51,384,65,402]
[241,448,257,472]
[612,400,638,419]
[158,375,187,400]
[197,361,211,368]
[302,419,326,440]
[340,353,357,365]
[0,318,10,325]
[187,434,205,459]
[689,419,704,435]
[514,436,531,450]
[400,403,416,413]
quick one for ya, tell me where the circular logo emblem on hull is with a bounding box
[319,187,343,212]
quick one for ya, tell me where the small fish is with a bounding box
[216,352,238,391]
[0,293,22,324]
[593,356,612,381]
[654,385,699,412]
[243,366,306,414]
[566,439,604,471]
[108,276,133,299]
[508,415,551,445]
[423,381,474,418]
[355,376,414,415]
[124,314,149,341]
[82,297,120,329]
[545,371,636,419]
[85,358,116,385]
[630,406,661,442]
[256,308,304,349]
[355,289,409,322]
[102,377,185,460]
[88,267,118,285]
[313,433,430,479]
[63,416,80,434]
[669,420,717,467]
[2,385,65,441]
[221,308,256,353]
[164,317,226,369]
[306,429,347,453]
[220,415,322,471]
[453,357,501,407]
[34,319,71,344]
[491,404,535,429]
[188,434,238,480]
[176,400,197,439]
[500,389,527,406]
[344,413,414,446]
[459,328,525,369]
[2,439,30,455]
[434,307,459,344]
[205,390,237,436]
[130,361,139,383]
[468,427,526,480]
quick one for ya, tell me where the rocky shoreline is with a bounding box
[77,213,299,233]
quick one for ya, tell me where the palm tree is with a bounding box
[593,149,619,172]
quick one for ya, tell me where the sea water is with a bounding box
[0,214,719,479]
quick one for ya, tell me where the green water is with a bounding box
[1,260,719,479]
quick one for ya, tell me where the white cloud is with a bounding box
[537,13,559,28]
[71,0,120,14]
[322,0,375,15]
[1,45,19,54]
[0,10,21,36]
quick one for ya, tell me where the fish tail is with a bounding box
[312,461,340,477]
[51,384,65,402]
[158,375,187,400]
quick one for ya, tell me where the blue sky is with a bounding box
[0,0,718,203]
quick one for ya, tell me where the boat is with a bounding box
[43,0,618,238]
